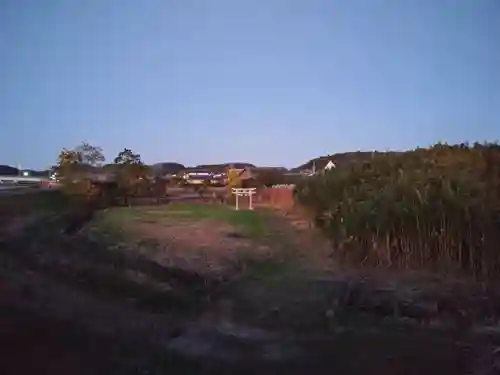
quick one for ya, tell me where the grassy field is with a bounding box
[0,199,495,374]
[85,203,475,374]
[93,203,269,239]
[88,203,308,284]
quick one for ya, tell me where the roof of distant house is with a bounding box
[183,168,214,174]
[184,173,214,181]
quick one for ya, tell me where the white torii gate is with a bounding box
[231,188,256,210]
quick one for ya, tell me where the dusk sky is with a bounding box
[1,0,499,169]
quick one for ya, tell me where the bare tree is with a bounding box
[75,142,105,167]
[54,142,105,196]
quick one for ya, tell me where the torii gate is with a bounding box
[231,188,257,210]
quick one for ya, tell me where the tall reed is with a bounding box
[294,143,500,279]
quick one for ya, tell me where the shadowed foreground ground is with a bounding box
[0,195,496,374]
[0,304,468,375]
[0,306,138,375]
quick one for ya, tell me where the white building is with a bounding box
[324,160,336,170]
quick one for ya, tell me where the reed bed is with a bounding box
[294,143,500,279]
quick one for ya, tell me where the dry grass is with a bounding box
[295,143,500,279]
[88,203,305,279]
[0,190,68,215]
[93,203,268,237]
[0,190,70,239]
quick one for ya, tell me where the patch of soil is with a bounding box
[259,211,335,274]
[136,220,248,249]
[133,220,261,275]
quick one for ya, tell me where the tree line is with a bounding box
[54,142,165,202]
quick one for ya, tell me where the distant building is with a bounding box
[181,168,227,185]
[182,169,212,185]
[297,160,336,176]
[324,160,336,170]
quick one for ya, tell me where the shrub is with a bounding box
[259,187,295,210]
[254,170,286,187]
[294,143,500,279]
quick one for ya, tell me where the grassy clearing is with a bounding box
[2,200,306,319]
[93,203,269,239]
[2,218,218,316]
[88,202,311,289]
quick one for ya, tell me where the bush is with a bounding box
[294,143,500,279]
[247,170,304,188]
[255,170,286,187]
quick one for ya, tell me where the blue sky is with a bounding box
[1,0,499,169]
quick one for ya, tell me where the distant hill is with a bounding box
[194,163,255,171]
[0,165,18,175]
[293,151,393,172]
[152,162,186,176]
